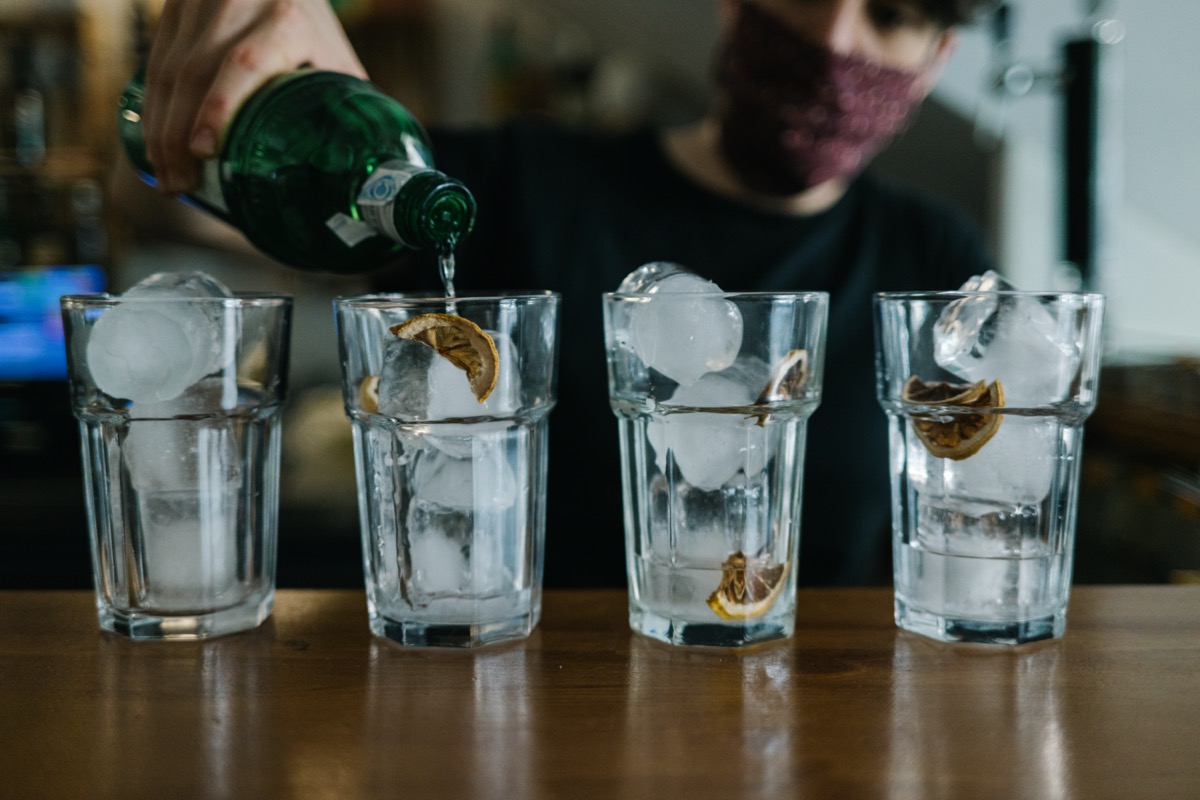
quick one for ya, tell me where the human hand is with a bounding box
[143,0,368,194]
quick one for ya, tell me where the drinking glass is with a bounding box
[874,289,1105,644]
[603,290,828,646]
[335,292,560,647]
[60,292,292,640]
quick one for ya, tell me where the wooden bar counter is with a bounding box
[2,587,1198,799]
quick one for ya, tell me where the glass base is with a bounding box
[98,593,274,641]
[370,613,536,648]
[895,597,1066,645]
[630,605,792,647]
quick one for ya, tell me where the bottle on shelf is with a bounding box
[117,69,476,273]
[12,41,47,169]
[70,179,108,266]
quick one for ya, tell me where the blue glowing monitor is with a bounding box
[0,265,106,381]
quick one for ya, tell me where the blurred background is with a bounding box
[1,0,1196,588]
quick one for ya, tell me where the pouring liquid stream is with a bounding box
[440,252,457,313]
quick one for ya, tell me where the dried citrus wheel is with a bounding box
[359,374,380,413]
[752,349,810,426]
[389,313,499,403]
[901,375,1005,461]
[756,349,810,404]
[706,551,790,620]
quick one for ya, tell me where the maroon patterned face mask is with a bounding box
[714,1,924,196]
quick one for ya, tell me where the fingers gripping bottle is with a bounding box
[118,70,476,273]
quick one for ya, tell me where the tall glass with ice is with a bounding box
[334,292,559,647]
[60,273,292,640]
[874,275,1104,645]
[603,274,827,647]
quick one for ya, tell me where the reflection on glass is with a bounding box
[885,635,1068,799]
[95,634,278,798]
[622,637,797,795]
[362,640,537,795]
[469,647,534,796]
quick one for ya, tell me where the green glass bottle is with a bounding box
[117,69,476,273]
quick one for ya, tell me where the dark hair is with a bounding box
[917,0,1001,28]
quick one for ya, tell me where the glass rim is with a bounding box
[603,290,829,302]
[873,290,1105,303]
[334,290,560,308]
[60,292,293,308]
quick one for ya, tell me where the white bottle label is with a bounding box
[326,213,378,247]
[197,160,230,214]
[356,161,423,247]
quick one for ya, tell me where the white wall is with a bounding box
[936,0,1200,359]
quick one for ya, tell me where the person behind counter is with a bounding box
[130,0,998,588]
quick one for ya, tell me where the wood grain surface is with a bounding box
[2,587,1198,799]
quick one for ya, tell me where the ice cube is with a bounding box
[377,336,436,419]
[648,362,767,490]
[124,415,242,494]
[125,271,234,383]
[407,532,466,596]
[378,329,520,458]
[406,501,513,601]
[676,523,738,569]
[403,431,520,603]
[429,331,520,418]
[617,261,690,293]
[378,330,520,420]
[85,271,234,403]
[619,266,743,386]
[87,304,202,403]
[411,447,517,512]
[125,271,233,300]
[130,376,236,419]
[649,480,738,567]
[137,492,239,610]
[934,270,1081,406]
[125,414,242,609]
[907,415,1056,505]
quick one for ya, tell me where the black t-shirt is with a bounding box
[382,120,993,588]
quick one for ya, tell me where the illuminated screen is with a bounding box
[0,265,106,380]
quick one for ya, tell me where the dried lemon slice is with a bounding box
[756,349,810,404]
[389,313,499,403]
[359,374,380,413]
[902,375,1005,460]
[752,349,810,426]
[706,551,790,620]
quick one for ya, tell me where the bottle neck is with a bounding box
[118,72,152,175]
[357,161,476,254]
